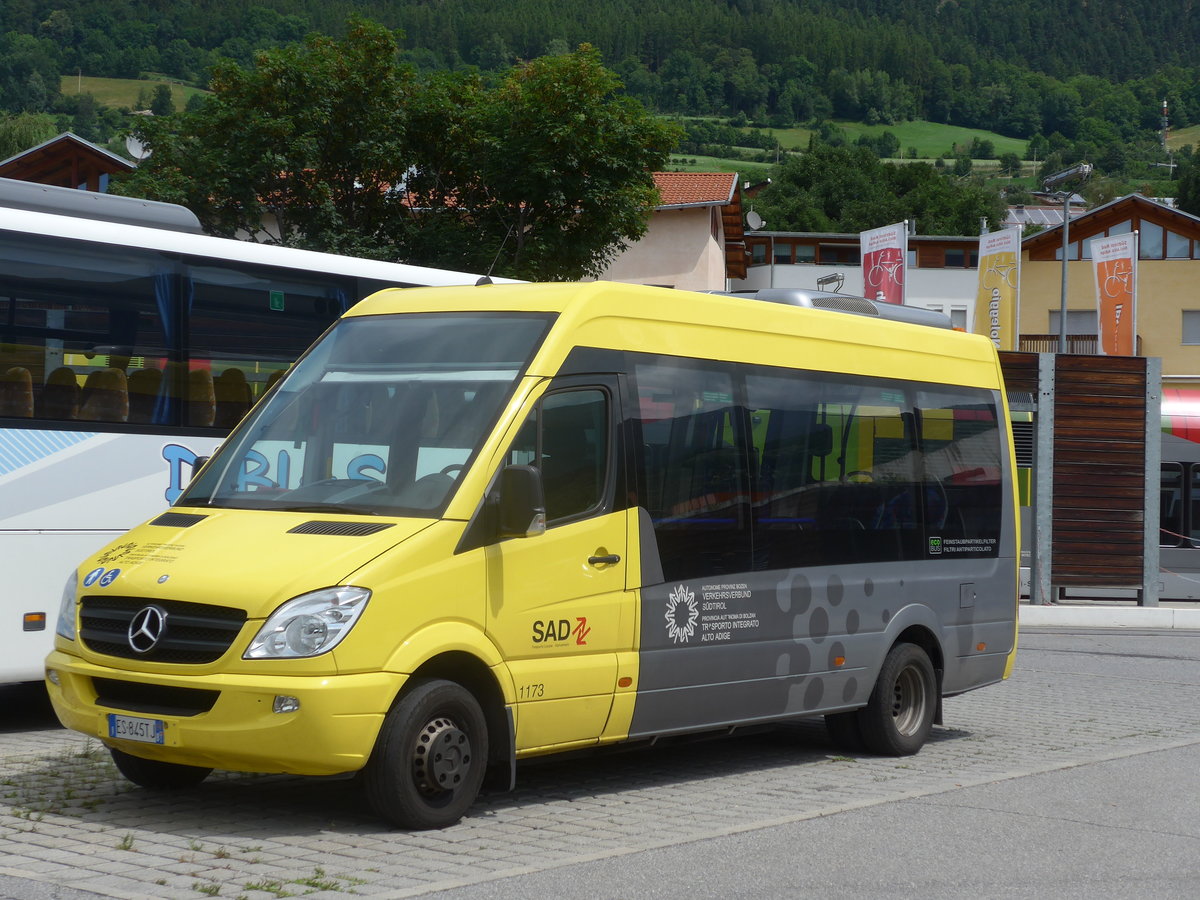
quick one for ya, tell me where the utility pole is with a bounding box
[1042,163,1093,352]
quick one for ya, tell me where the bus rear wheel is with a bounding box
[109,747,212,790]
[857,642,935,756]
[363,678,488,830]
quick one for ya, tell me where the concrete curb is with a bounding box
[1019,603,1200,629]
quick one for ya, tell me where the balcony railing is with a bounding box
[1018,334,1142,355]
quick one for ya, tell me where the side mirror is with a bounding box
[810,424,833,457]
[497,465,546,539]
[190,456,210,483]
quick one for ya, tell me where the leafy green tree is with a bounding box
[149,84,175,117]
[0,32,60,113]
[0,111,57,159]
[404,45,680,279]
[1177,151,1200,216]
[116,19,416,257]
[71,93,100,141]
[114,24,677,280]
[755,144,1005,236]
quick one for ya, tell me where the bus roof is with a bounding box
[0,186,514,287]
[0,176,203,232]
[352,281,1004,389]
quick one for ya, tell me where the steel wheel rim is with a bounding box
[412,716,472,796]
[890,665,928,736]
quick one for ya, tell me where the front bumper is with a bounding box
[45,650,405,775]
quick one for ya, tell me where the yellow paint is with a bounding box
[45,281,1016,779]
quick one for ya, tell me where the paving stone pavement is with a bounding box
[3,627,1199,900]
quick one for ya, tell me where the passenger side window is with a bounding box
[916,389,1003,556]
[633,359,752,581]
[508,389,609,523]
[746,372,920,568]
[1161,464,1183,548]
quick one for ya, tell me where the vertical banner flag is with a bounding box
[860,221,907,305]
[974,227,1021,350]
[1091,232,1138,356]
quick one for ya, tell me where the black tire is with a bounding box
[857,642,936,756]
[824,710,866,753]
[109,747,212,790]
[363,679,488,830]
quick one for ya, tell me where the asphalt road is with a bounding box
[2,626,1199,900]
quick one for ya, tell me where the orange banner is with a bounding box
[1091,233,1137,356]
[860,222,906,305]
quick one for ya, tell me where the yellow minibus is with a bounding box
[46,281,1019,829]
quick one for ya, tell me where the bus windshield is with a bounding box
[179,312,554,517]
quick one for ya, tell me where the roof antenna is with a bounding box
[476,275,493,285]
[486,222,516,277]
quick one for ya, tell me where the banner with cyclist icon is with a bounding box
[860,221,906,305]
[1091,232,1137,356]
[973,227,1021,350]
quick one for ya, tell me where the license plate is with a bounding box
[107,713,165,744]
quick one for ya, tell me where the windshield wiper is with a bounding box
[270,504,380,516]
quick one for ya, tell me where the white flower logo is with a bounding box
[665,584,699,644]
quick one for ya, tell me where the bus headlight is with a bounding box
[55,571,79,640]
[244,586,371,659]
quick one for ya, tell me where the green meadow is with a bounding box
[59,75,208,110]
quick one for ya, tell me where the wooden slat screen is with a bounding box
[1051,355,1147,587]
[999,352,1150,590]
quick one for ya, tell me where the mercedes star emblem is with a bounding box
[127,605,169,654]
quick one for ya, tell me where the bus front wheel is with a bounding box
[363,678,488,830]
[857,642,936,756]
[109,747,212,790]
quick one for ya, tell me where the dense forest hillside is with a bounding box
[2,1,1198,159]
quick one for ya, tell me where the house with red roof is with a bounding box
[596,172,747,291]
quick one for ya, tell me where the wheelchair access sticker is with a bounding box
[83,567,121,588]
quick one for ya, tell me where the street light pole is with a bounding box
[1058,192,1070,352]
[1042,163,1092,353]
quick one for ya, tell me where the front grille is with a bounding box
[93,677,218,717]
[80,596,246,664]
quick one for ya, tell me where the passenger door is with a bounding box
[485,377,631,752]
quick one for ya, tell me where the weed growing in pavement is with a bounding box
[75,739,105,761]
[242,867,367,897]
[292,866,367,892]
[192,882,221,896]
[241,879,294,898]
[117,832,136,850]
[1,740,117,819]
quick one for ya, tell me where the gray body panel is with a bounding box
[630,558,1016,738]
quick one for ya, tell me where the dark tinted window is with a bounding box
[633,358,752,581]
[0,232,354,427]
[916,389,1003,557]
[508,389,609,523]
[630,355,1005,581]
[1161,464,1184,548]
[747,372,921,568]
